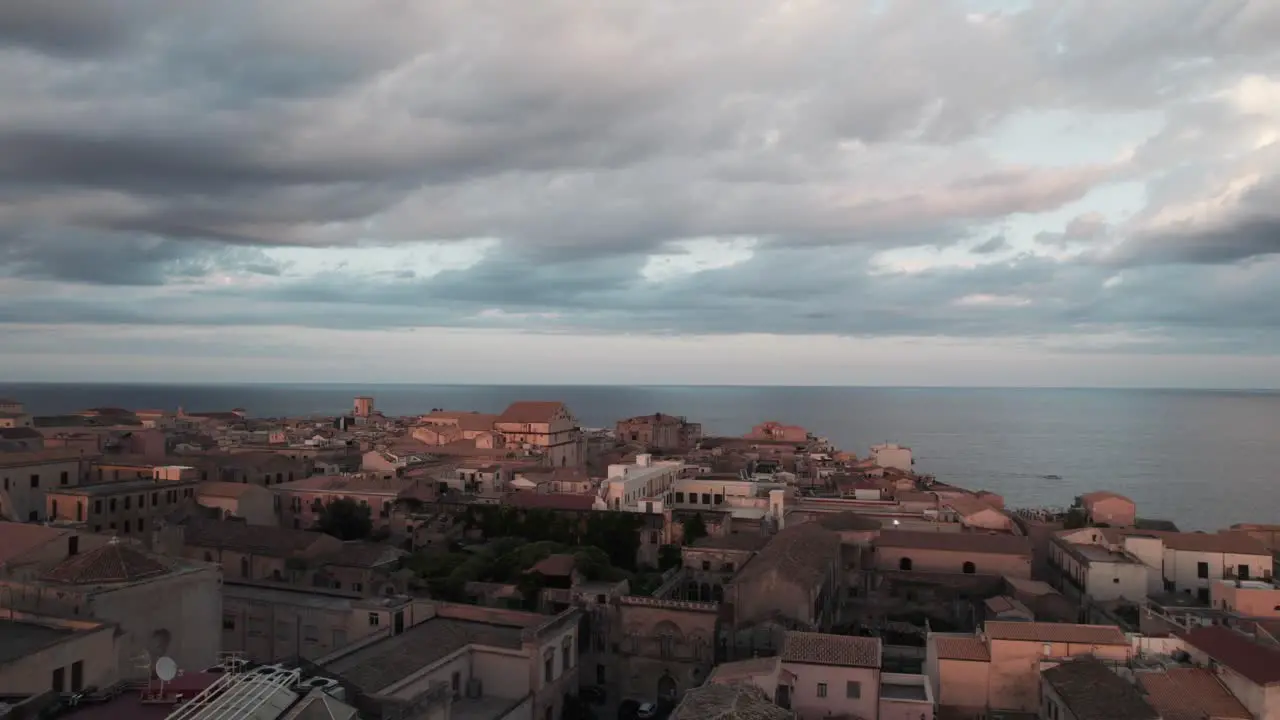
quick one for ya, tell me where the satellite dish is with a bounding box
[156,656,178,682]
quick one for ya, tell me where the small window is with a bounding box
[675,492,685,503]
[962,561,976,574]
[30,474,39,488]
[124,496,131,510]
[368,612,380,626]
[123,520,130,533]
[109,499,116,512]
[52,666,65,692]
[701,493,710,504]
[816,683,827,698]
[353,582,363,592]
[899,557,912,571]
[1197,561,1209,579]
[60,471,69,485]
[701,560,711,571]
[846,681,860,698]
[222,614,236,630]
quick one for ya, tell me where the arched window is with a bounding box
[899,557,912,571]
[962,561,976,574]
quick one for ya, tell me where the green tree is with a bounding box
[316,498,373,540]
[1063,507,1089,530]
[658,544,682,571]
[682,513,708,546]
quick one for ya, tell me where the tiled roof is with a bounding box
[1042,658,1157,720]
[877,529,1032,556]
[182,518,326,557]
[984,621,1127,645]
[0,522,72,565]
[195,481,263,499]
[706,656,783,683]
[945,496,1000,518]
[0,449,90,468]
[670,682,795,720]
[1105,528,1270,555]
[495,401,567,425]
[933,635,990,662]
[1079,491,1133,505]
[1003,577,1059,597]
[1178,625,1280,686]
[732,523,841,589]
[781,631,881,668]
[1137,667,1251,720]
[42,542,170,585]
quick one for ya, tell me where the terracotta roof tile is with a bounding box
[1137,667,1251,720]
[984,621,1128,645]
[933,635,990,662]
[42,541,169,584]
[1178,625,1280,686]
[671,682,795,720]
[732,523,841,589]
[495,401,568,425]
[0,522,72,565]
[1042,658,1157,720]
[781,631,881,668]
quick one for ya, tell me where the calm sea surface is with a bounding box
[5,384,1279,531]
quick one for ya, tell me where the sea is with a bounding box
[5,384,1279,532]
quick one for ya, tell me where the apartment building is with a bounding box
[0,450,92,522]
[1058,527,1273,602]
[320,603,583,720]
[44,467,200,538]
[195,481,275,525]
[601,454,682,513]
[1048,532,1150,604]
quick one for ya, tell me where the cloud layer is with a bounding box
[2,0,1280,383]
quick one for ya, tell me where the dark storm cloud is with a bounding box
[0,0,1279,352]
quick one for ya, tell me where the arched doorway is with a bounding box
[656,672,677,706]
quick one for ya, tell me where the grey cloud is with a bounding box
[973,235,1010,254]
[1035,212,1110,247]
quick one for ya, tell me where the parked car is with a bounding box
[636,702,659,719]
[580,686,607,705]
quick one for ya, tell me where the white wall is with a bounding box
[1165,550,1272,596]
[1085,561,1150,602]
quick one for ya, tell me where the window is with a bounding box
[1197,587,1210,604]
[816,683,827,698]
[353,582,363,592]
[899,557,912,571]
[562,642,572,671]
[702,560,711,571]
[714,494,723,505]
[1238,564,1250,580]
[222,614,236,630]
[675,492,685,503]
[123,520,130,533]
[1197,561,1209,579]
[109,499,116,512]
[52,666,65,692]
[60,471,69,485]
[845,681,861,698]
[452,671,461,696]
[596,664,606,684]
[962,561,976,574]
[701,493,711,505]
[138,519,145,532]
[30,474,39,488]
[544,651,555,683]
[153,492,159,506]
[240,557,250,577]
[139,494,145,508]
[368,612,380,626]
[109,522,116,530]
[75,503,83,522]
[71,661,83,692]
[124,496,131,510]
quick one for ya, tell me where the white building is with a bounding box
[600,454,682,513]
[1058,528,1273,603]
[1048,535,1150,603]
[868,443,913,472]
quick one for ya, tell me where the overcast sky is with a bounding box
[2,0,1279,387]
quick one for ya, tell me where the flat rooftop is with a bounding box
[324,616,529,693]
[1074,544,1142,564]
[0,618,73,665]
[49,480,167,496]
